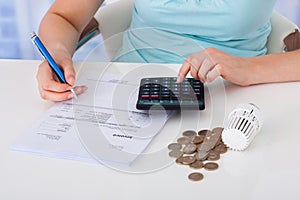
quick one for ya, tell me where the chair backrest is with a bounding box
[267,11,298,54]
[94,1,299,59]
[94,0,134,59]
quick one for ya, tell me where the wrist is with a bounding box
[245,57,263,85]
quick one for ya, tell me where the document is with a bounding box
[11,69,171,165]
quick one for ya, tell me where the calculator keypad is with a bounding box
[136,77,205,110]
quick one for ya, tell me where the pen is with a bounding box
[30,31,77,99]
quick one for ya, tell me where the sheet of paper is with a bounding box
[11,69,172,165]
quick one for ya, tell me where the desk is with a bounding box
[1,59,300,200]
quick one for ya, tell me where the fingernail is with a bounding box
[67,93,73,99]
[75,86,88,95]
[66,86,72,91]
[82,86,88,92]
[69,76,75,85]
[176,76,182,83]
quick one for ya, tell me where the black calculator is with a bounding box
[136,77,205,110]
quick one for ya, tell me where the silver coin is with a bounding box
[192,135,204,144]
[212,127,224,135]
[198,129,211,136]
[195,151,208,161]
[182,130,197,137]
[204,162,219,171]
[177,137,192,145]
[207,151,220,161]
[189,160,204,169]
[168,143,182,151]
[169,150,184,158]
[188,172,204,181]
[181,156,196,165]
[183,143,197,154]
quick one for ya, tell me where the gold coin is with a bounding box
[183,143,197,154]
[177,137,192,145]
[204,162,219,171]
[181,156,196,165]
[169,150,183,158]
[168,143,182,151]
[189,160,204,169]
[182,130,197,137]
[188,172,204,181]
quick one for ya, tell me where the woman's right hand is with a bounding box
[36,49,87,102]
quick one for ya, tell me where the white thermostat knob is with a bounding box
[222,103,263,151]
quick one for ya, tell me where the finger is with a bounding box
[177,59,191,83]
[189,57,201,79]
[39,85,88,102]
[73,85,88,96]
[198,58,215,82]
[60,58,76,86]
[37,62,71,92]
[206,64,221,83]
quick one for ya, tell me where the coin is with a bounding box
[176,157,184,164]
[204,162,219,171]
[189,160,204,169]
[198,129,210,136]
[192,135,204,144]
[182,130,197,137]
[214,144,228,154]
[195,151,208,161]
[169,150,184,158]
[182,156,196,165]
[212,127,224,135]
[188,172,204,181]
[198,130,222,153]
[177,137,192,145]
[207,151,220,161]
[168,143,182,151]
[183,143,197,154]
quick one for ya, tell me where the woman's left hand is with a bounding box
[177,47,256,86]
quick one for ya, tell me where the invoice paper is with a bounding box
[11,69,171,165]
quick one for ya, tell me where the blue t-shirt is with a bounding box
[113,0,277,63]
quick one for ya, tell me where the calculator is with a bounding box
[136,77,205,110]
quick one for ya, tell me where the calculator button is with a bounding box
[151,88,160,92]
[141,95,150,100]
[161,95,170,100]
[151,91,159,95]
[151,95,159,100]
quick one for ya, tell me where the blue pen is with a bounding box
[30,31,77,99]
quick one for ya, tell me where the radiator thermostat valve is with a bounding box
[222,103,263,151]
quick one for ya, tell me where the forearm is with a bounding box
[249,50,300,84]
[38,0,104,56]
[39,14,79,56]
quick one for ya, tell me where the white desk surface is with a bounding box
[1,59,300,200]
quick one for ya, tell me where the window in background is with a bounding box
[0,0,299,60]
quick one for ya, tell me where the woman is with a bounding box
[36,0,300,101]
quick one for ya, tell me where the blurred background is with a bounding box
[0,0,299,61]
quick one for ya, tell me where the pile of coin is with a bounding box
[168,127,228,182]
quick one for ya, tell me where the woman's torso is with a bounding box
[114,0,277,63]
